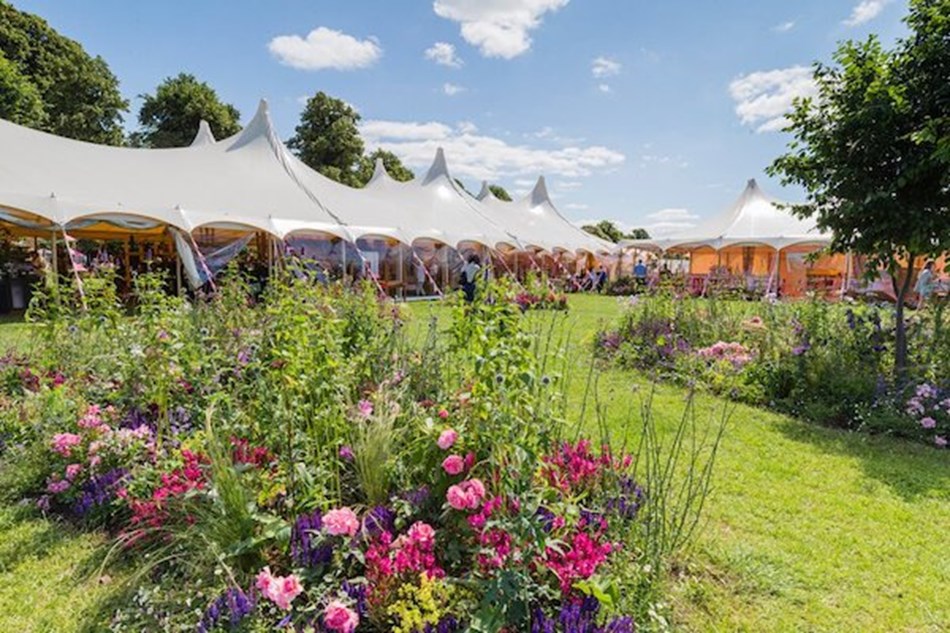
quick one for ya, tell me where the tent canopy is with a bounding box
[622,179,830,253]
[0,101,613,257]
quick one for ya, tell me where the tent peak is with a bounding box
[227,99,279,151]
[528,176,552,207]
[190,120,216,146]
[421,147,451,186]
[368,157,390,185]
[476,180,498,202]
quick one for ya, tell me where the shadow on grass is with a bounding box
[773,416,950,502]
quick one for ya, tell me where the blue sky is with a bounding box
[14,0,907,235]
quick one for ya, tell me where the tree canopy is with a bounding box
[0,52,44,127]
[769,0,950,373]
[130,73,241,148]
[289,92,366,187]
[0,1,128,145]
[581,220,650,243]
[489,184,512,201]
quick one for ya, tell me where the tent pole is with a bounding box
[176,249,183,296]
[341,239,347,284]
[776,250,783,298]
[50,231,59,279]
[397,244,404,299]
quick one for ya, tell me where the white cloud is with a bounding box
[268,27,381,71]
[729,65,817,133]
[639,154,689,169]
[457,121,478,134]
[773,21,796,33]
[844,0,891,26]
[442,82,466,96]
[425,41,463,68]
[360,118,625,181]
[556,180,582,191]
[592,56,622,78]
[565,203,589,211]
[598,83,612,93]
[644,208,699,237]
[433,0,570,59]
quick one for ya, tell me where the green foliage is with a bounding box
[289,92,366,187]
[0,0,128,144]
[489,185,512,202]
[768,1,950,372]
[581,221,650,243]
[130,73,241,148]
[0,51,44,126]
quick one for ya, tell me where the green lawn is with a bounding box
[0,296,948,632]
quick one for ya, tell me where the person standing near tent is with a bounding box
[460,253,481,302]
[915,261,935,307]
[633,259,648,291]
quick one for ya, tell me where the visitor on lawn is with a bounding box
[633,259,648,290]
[461,253,481,302]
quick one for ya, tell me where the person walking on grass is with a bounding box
[461,253,481,302]
[633,258,648,291]
[915,261,935,307]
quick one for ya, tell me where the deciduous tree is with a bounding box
[769,0,950,376]
[131,73,241,148]
[0,1,128,144]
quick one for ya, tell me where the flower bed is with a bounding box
[595,293,950,445]
[0,270,722,631]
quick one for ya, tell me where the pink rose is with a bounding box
[437,408,449,419]
[65,464,82,480]
[466,478,486,500]
[437,429,457,450]
[446,479,486,511]
[442,455,465,475]
[256,567,304,611]
[323,507,360,537]
[921,417,937,429]
[446,485,471,510]
[324,600,359,633]
[407,521,436,546]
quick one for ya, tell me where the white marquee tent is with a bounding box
[0,100,613,289]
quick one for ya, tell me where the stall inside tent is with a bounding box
[623,179,840,298]
[0,101,352,295]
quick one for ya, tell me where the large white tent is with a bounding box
[620,179,843,297]
[623,179,829,253]
[0,99,611,289]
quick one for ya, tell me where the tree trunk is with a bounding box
[892,255,917,381]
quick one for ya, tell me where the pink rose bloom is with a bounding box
[921,417,937,429]
[446,479,486,510]
[407,521,436,547]
[47,478,69,494]
[51,433,82,457]
[437,429,458,450]
[256,567,304,610]
[89,455,102,468]
[467,478,486,500]
[437,408,449,419]
[323,507,360,537]
[324,600,359,633]
[357,400,373,418]
[65,464,83,480]
[446,484,471,510]
[442,455,465,475]
[936,436,948,448]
